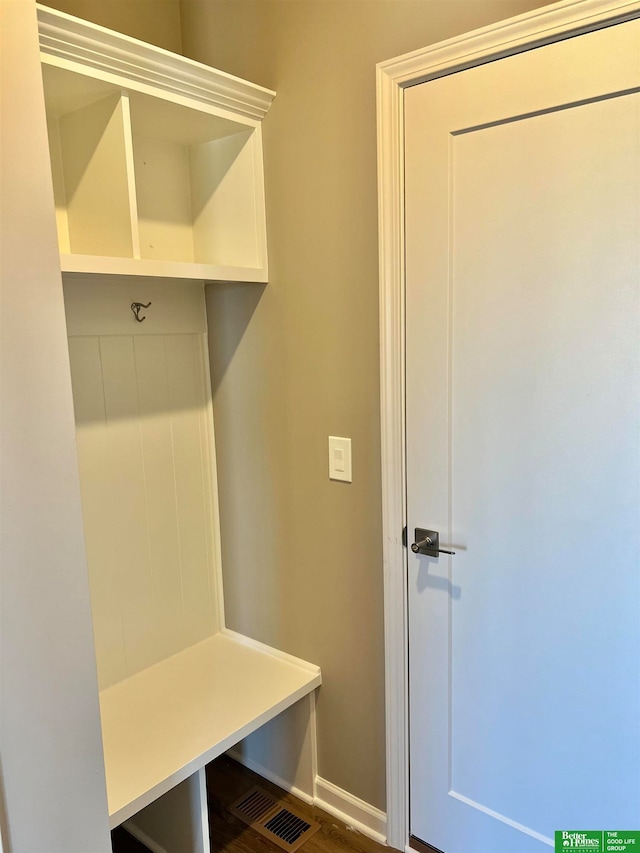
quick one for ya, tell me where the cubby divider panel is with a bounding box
[46,86,137,258]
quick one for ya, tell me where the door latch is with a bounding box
[411,528,455,557]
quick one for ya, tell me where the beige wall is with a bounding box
[42,0,182,51]
[181,0,552,812]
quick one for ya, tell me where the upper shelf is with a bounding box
[37,4,275,283]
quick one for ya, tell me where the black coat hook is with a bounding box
[131,302,151,322]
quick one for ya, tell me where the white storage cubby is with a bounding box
[44,67,134,258]
[37,8,320,853]
[130,91,263,270]
[40,5,272,282]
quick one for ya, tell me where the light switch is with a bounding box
[329,436,352,482]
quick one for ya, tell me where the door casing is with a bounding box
[376,0,640,848]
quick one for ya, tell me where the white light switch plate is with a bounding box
[328,436,352,482]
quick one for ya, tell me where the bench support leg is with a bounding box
[123,768,210,853]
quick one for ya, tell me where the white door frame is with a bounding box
[376,1,640,848]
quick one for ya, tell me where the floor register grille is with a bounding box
[230,786,321,852]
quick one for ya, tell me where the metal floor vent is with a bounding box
[229,786,321,852]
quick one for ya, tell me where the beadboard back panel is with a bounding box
[65,279,221,690]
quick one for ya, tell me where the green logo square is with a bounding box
[556,832,640,853]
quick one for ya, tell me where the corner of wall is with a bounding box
[228,694,387,846]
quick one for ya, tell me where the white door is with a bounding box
[405,19,640,853]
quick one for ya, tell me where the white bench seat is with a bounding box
[99,630,321,827]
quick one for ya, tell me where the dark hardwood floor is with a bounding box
[111,755,391,853]
[111,826,151,852]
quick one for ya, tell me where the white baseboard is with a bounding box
[122,820,169,853]
[227,750,387,845]
[314,776,387,845]
[226,748,314,805]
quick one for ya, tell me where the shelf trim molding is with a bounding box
[37,4,275,122]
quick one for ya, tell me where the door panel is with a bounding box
[406,20,640,853]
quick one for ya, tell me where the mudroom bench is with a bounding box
[37,7,321,852]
